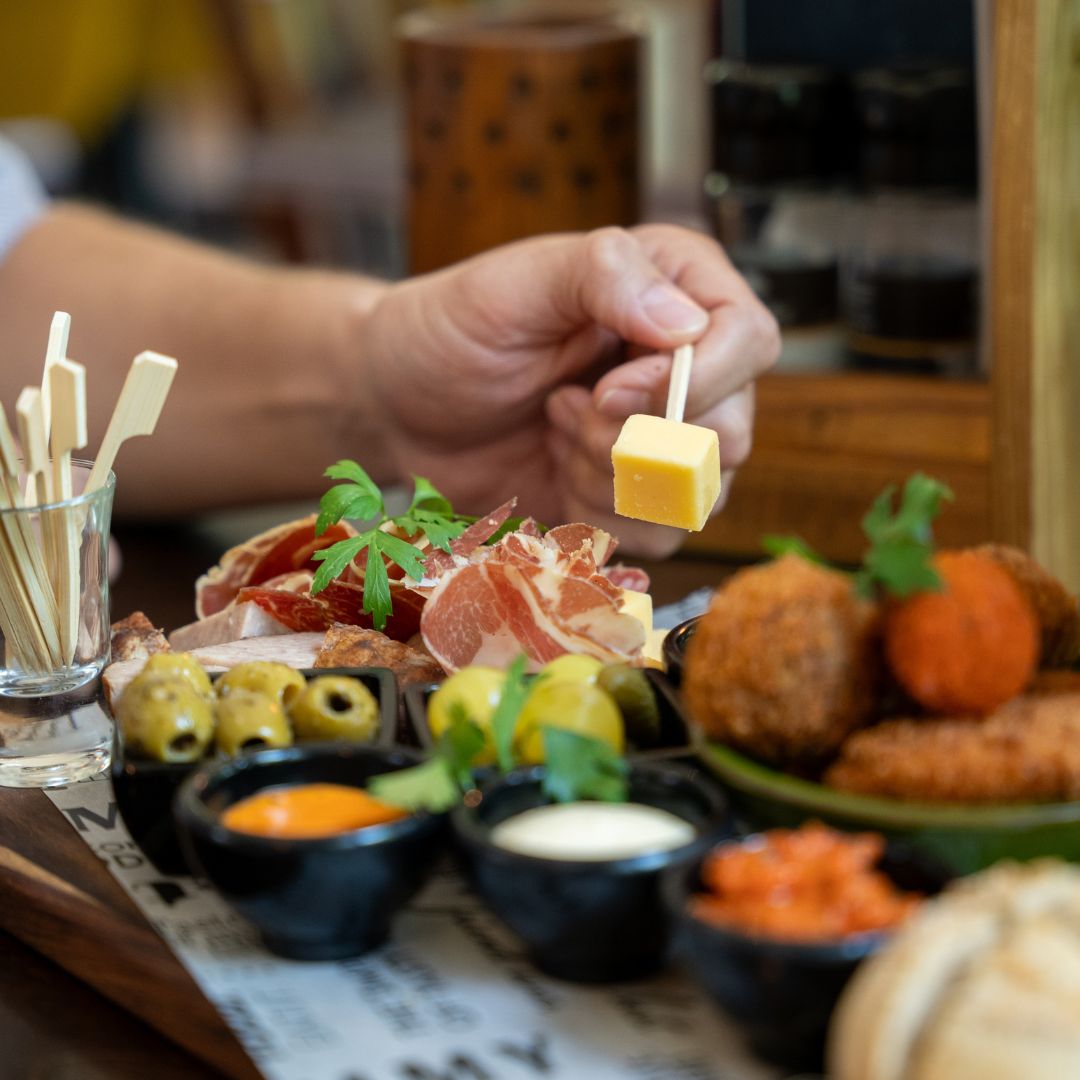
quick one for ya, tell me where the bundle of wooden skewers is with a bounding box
[0,312,177,677]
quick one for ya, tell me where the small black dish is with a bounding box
[111,666,398,875]
[174,742,446,960]
[404,667,691,765]
[451,762,731,982]
[663,839,949,1071]
[661,616,698,688]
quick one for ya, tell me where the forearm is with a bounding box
[0,204,395,516]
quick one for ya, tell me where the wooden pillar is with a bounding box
[990,0,1080,589]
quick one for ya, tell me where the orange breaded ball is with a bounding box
[884,549,1039,715]
[683,555,882,765]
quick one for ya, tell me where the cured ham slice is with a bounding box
[169,601,294,651]
[603,564,651,593]
[422,499,517,578]
[420,524,645,673]
[194,515,355,619]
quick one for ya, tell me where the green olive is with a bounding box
[598,664,662,747]
[288,676,379,742]
[214,691,293,757]
[118,675,215,763]
[142,652,213,698]
[514,681,624,764]
[215,662,306,707]
[427,666,506,765]
[535,654,603,688]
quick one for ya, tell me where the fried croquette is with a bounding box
[683,555,881,766]
[975,543,1080,668]
[824,691,1080,804]
[884,550,1039,716]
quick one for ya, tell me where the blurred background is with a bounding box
[0,0,991,573]
[0,0,980,377]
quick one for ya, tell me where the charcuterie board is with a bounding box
[0,784,259,1079]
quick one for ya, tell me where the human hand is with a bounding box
[364,225,779,557]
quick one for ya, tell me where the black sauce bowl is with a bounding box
[405,667,692,766]
[173,742,446,960]
[662,839,949,1071]
[661,616,698,688]
[451,762,731,982]
[112,666,398,875]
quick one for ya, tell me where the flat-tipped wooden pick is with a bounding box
[86,351,178,494]
[15,387,50,507]
[48,358,88,664]
[25,311,71,504]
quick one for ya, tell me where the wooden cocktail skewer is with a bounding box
[48,358,88,664]
[24,311,70,506]
[665,343,694,424]
[0,403,58,670]
[86,351,178,494]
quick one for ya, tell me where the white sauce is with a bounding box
[490,802,696,861]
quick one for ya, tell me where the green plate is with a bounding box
[697,733,1080,876]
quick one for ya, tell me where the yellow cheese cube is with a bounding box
[611,414,721,531]
[619,587,653,636]
[644,627,668,666]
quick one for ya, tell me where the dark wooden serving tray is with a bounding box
[0,786,259,1080]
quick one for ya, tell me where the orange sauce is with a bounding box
[690,822,922,942]
[221,783,408,839]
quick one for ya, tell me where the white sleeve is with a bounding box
[0,136,47,261]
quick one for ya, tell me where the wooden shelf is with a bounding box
[685,371,992,564]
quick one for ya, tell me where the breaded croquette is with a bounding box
[824,690,1080,804]
[683,555,881,766]
[975,543,1080,668]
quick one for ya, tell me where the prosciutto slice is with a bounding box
[194,515,355,618]
[420,524,645,672]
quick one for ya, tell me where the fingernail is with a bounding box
[597,388,650,418]
[641,282,708,335]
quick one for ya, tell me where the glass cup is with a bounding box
[0,462,115,786]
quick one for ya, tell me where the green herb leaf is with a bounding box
[362,542,393,629]
[368,757,461,813]
[541,728,629,804]
[762,534,826,564]
[310,534,371,594]
[439,706,488,788]
[375,530,430,583]
[490,654,530,773]
[407,475,454,517]
[858,474,954,599]
[316,483,383,536]
[394,507,467,553]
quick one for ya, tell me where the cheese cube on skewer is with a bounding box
[619,586,653,636]
[611,413,721,532]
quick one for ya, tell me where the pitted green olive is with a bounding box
[288,676,379,742]
[118,675,215,763]
[214,691,293,757]
[598,664,662,747]
[214,662,306,707]
[141,652,213,698]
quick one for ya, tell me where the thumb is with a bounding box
[557,228,709,348]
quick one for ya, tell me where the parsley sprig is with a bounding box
[764,473,955,600]
[853,474,954,599]
[310,461,469,630]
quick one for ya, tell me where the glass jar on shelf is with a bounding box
[704,60,853,371]
[840,66,980,377]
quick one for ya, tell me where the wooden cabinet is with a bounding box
[692,0,1078,588]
